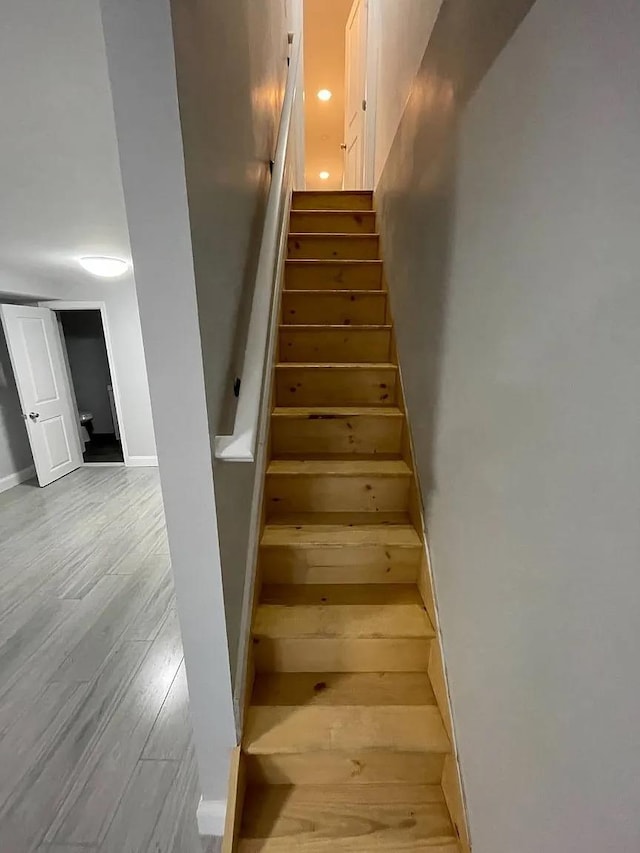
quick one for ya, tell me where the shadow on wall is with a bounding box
[169,0,289,688]
[170,0,287,435]
[376,0,535,514]
[377,84,459,509]
[0,321,33,482]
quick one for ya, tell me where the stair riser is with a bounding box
[279,328,391,363]
[265,474,411,515]
[238,784,457,853]
[238,837,458,852]
[260,545,420,585]
[288,235,379,260]
[289,211,376,234]
[282,291,387,325]
[253,637,430,673]
[245,751,444,785]
[292,191,373,211]
[286,262,383,290]
[271,414,404,456]
[276,367,397,407]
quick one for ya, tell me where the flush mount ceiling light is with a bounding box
[78,256,130,278]
[319,171,330,180]
[317,89,332,101]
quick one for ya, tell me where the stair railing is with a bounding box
[214,33,302,462]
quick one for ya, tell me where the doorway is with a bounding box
[302,0,378,190]
[57,309,123,464]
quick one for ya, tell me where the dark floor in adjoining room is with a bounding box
[0,467,221,853]
[83,433,124,463]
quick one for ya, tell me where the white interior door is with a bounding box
[0,304,82,487]
[344,0,368,189]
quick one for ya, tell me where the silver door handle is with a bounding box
[28,412,40,421]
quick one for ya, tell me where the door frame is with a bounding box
[363,0,380,188]
[39,300,129,467]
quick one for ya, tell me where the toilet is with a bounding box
[79,411,94,448]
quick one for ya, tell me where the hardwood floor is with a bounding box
[0,467,220,853]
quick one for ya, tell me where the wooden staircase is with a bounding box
[224,191,469,852]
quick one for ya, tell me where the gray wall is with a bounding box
[0,323,32,484]
[170,0,289,682]
[377,0,640,850]
[61,311,114,434]
[0,0,156,465]
[99,0,291,807]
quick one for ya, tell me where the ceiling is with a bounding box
[303,0,354,190]
[0,0,131,295]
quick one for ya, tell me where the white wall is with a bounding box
[91,279,156,462]
[371,0,442,183]
[99,0,238,820]
[0,0,156,471]
[170,0,290,686]
[381,0,640,849]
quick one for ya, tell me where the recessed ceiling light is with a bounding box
[78,256,130,278]
[319,171,330,180]
[317,89,332,101]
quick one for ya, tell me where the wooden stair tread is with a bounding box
[290,209,376,215]
[261,521,420,548]
[285,259,383,266]
[243,705,449,755]
[284,261,383,292]
[251,672,436,707]
[271,406,403,417]
[254,585,434,639]
[263,512,413,526]
[239,784,457,852]
[292,190,374,211]
[289,211,377,234]
[276,361,396,368]
[266,459,411,476]
[279,324,392,330]
[260,584,419,605]
[284,288,385,293]
[281,291,387,326]
[289,232,381,238]
[287,233,380,261]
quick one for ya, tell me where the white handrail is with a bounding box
[214,35,301,462]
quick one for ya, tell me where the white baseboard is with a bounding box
[126,455,158,468]
[196,797,226,837]
[0,465,35,494]
[83,462,125,468]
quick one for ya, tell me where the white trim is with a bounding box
[83,462,126,468]
[55,314,86,452]
[38,300,131,466]
[196,797,226,837]
[232,186,292,731]
[126,455,158,467]
[0,465,35,495]
[395,356,472,837]
[364,0,381,188]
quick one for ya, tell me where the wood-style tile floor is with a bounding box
[0,467,221,853]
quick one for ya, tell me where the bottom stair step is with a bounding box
[238,784,459,851]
